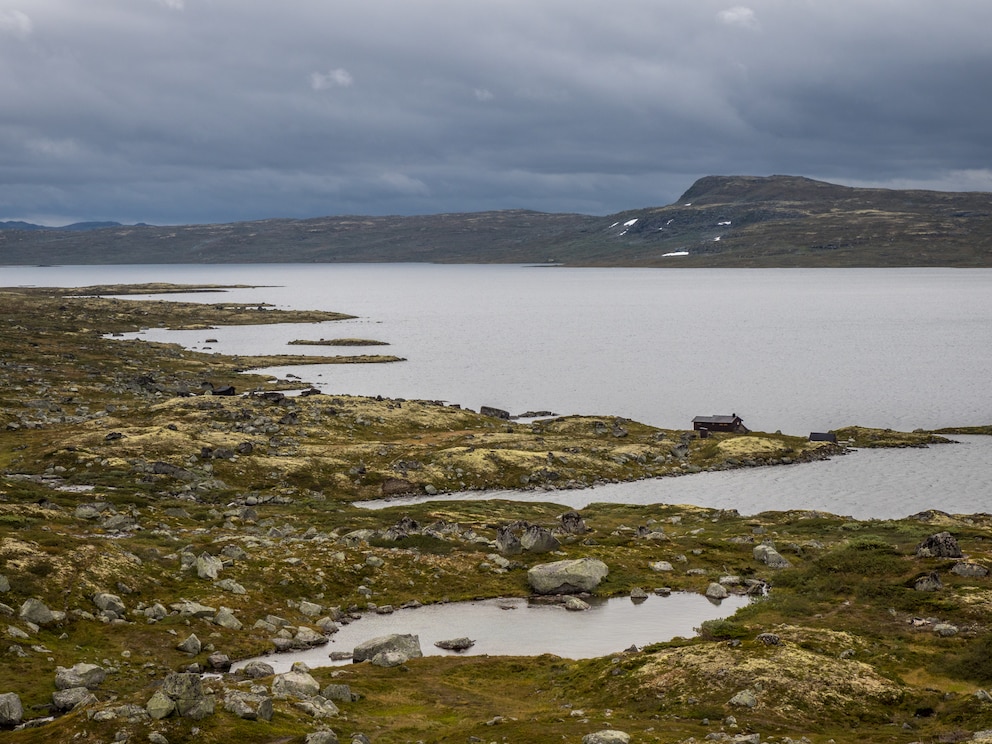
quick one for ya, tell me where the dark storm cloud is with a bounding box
[1,0,990,225]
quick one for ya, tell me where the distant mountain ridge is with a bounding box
[0,220,126,232]
[1,175,990,267]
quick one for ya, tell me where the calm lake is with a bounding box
[6,263,991,519]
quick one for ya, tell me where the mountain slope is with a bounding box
[1,176,990,267]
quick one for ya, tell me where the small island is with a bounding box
[289,338,390,347]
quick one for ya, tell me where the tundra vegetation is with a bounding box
[0,284,990,744]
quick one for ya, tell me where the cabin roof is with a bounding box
[692,414,742,425]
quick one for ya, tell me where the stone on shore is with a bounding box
[353,633,423,664]
[527,558,609,595]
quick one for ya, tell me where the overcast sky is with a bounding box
[2,0,991,225]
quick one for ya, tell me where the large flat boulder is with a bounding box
[352,633,423,664]
[527,558,609,595]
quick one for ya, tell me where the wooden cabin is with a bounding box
[692,413,748,434]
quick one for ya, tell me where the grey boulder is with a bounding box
[353,633,423,664]
[527,558,609,595]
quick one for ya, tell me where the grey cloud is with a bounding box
[1,0,990,225]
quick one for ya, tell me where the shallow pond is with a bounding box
[232,592,751,674]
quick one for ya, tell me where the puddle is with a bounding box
[232,592,751,674]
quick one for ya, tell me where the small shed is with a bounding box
[809,431,837,443]
[692,413,748,434]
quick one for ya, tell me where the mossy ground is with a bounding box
[0,285,990,743]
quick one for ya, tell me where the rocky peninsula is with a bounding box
[0,284,990,744]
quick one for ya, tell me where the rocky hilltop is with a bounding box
[2,175,990,267]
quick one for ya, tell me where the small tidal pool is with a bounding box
[233,592,752,674]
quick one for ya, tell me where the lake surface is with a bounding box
[231,593,751,674]
[358,435,992,521]
[5,263,990,519]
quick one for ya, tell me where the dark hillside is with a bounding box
[2,175,990,266]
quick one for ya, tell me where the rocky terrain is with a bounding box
[1,175,990,267]
[1,285,991,743]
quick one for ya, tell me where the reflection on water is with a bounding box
[232,593,751,674]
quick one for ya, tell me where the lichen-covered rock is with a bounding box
[951,561,989,578]
[160,672,211,718]
[705,582,729,599]
[305,731,340,744]
[0,692,24,726]
[353,633,423,664]
[93,592,126,615]
[196,553,224,580]
[915,572,943,592]
[495,525,522,555]
[728,689,758,708]
[19,598,63,626]
[55,662,106,690]
[214,607,243,630]
[224,689,273,721]
[560,510,588,534]
[145,690,175,720]
[52,686,97,711]
[520,525,561,553]
[564,596,590,611]
[321,683,353,702]
[272,670,321,699]
[916,531,963,558]
[176,633,201,655]
[240,660,275,679]
[582,730,631,744]
[527,558,609,595]
[753,543,791,568]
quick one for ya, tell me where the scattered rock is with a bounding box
[196,553,224,580]
[933,623,959,637]
[353,633,423,665]
[0,692,24,726]
[916,531,963,558]
[496,525,522,555]
[728,689,758,708]
[951,562,989,578]
[305,731,340,744]
[564,596,590,611]
[149,673,213,720]
[239,660,275,679]
[19,598,63,626]
[321,684,353,702]
[214,607,243,630]
[480,406,510,420]
[272,670,321,699]
[582,730,631,744]
[560,510,588,534]
[650,561,674,572]
[705,582,730,600]
[753,543,791,569]
[176,633,201,655]
[915,572,943,592]
[520,525,561,553]
[527,558,609,595]
[93,592,126,615]
[55,662,106,690]
[52,686,97,712]
[223,689,273,721]
[434,637,475,651]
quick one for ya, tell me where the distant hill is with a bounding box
[1,176,990,267]
[0,220,124,232]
